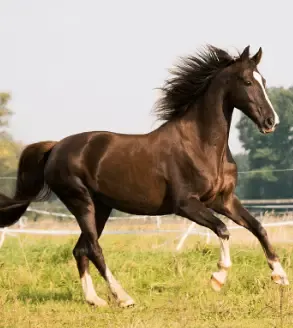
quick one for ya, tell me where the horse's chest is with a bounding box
[208,175,224,196]
[201,171,232,205]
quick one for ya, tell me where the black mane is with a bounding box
[154,45,236,121]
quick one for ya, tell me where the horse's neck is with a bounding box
[178,87,234,155]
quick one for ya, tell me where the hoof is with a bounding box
[118,298,136,308]
[211,272,224,292]
[86,297,108,307]
[271,273,289,286]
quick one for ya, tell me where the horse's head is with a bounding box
[228,46,279,134]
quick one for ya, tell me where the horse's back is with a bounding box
[44,130,170,215]
[85,132,169,214]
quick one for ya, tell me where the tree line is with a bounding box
[234,87,293,199]
[1,87,293,203]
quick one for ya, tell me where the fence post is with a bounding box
[156,216,161,229]
[176,222,196,251]
[0,228,7,249]
[206,229,211,244]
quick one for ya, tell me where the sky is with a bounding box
[0,0,292,154]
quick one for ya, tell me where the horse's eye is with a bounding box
[244,81,252,86]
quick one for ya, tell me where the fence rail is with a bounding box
[1,219,293,251]
[242,199,293,204]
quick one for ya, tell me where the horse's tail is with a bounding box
[0,141,57,228]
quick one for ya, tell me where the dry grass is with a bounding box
[0,231,293,327]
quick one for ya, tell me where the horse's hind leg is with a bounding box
[73,203,111,306]
[74,200,135,307]
[73,234,108,307]
[48,176,107,307]
[93,202,135,308]
[53,182,110,307]
[53,179,135,308]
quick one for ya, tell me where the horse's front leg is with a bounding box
[176,195,232,291]
[213,194,289,286]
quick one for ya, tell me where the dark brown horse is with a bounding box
[0,45,288,308]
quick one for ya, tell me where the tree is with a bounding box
[233,153,249,199]
[0,92,22,174]
[0,133,22,173]
[0,92,12,127]
[0,93,23,196]
[236,87,293,199]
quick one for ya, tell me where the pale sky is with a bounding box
[0,0,292,154]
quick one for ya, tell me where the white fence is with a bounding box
[1,206,293,251]
[2,174,293,250]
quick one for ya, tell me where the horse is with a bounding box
[0,44,288,308]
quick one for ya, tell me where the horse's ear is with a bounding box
[240,45,250,61]
[251,47,262,65]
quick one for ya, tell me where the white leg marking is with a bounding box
[81,270,108,306]
[105,266,135,307]
[219,238,232,269]
[211,238,231,292]
[253,71,280,125]
[271,261,289,285]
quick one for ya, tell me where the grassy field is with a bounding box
[0,232,293,328]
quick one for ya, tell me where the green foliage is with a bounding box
[0,92,12,127]
[0,92,23,196]
[236,87,293,199]
[0,133,22,172]
[234,153,248,198]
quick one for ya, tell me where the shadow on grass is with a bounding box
[17,288,75,304]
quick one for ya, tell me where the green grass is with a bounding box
[0,234,293,327]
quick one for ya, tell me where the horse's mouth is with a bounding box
[260,127,276,134]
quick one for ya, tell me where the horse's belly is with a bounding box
[95,173,169,215]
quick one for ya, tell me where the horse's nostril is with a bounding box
[265,117,275,128]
